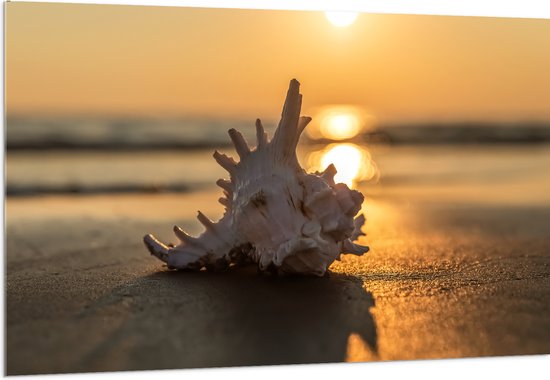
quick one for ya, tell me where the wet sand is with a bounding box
[5,187,550,375]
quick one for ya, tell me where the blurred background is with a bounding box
[5,2,550,207]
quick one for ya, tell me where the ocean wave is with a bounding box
[6,117,550,150]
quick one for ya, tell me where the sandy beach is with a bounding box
[6,175,550,374]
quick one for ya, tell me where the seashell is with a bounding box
[144,79,369,276]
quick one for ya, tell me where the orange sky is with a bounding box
[6,2,550,123]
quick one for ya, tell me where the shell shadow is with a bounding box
[124,267,377,368]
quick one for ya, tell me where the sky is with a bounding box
[6,2,550,123]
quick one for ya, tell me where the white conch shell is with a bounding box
[144,79,369,276]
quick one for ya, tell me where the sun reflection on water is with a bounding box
[306,105,374,141]
[307,143,379,188]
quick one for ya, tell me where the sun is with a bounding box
[320,112,361,140]
[324,11,359,27]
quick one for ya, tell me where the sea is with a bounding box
[6,116,550,202]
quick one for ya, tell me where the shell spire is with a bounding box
[143,79,368,276]
[270,79,311,168]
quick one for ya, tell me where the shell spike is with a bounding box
[321,164,337,184]
[219,197,230,207]
[197,211,215,231]
[143,234,170,262]
[173,225,197,245]
[213,150,237,175]
[341,239,370,255]
[354,214,366,228]
[350,214,367,241]
[255,119,268,148]
[228,128,250,158]
[216,178,232,193]
[298,116,312,134]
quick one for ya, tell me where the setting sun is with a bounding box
[306,106,373,141]
[324,11,359,27]
[321,112,360,140]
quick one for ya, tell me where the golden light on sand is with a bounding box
[345,333,377,362]
[307,143,378,188]
[325,11,359,27]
